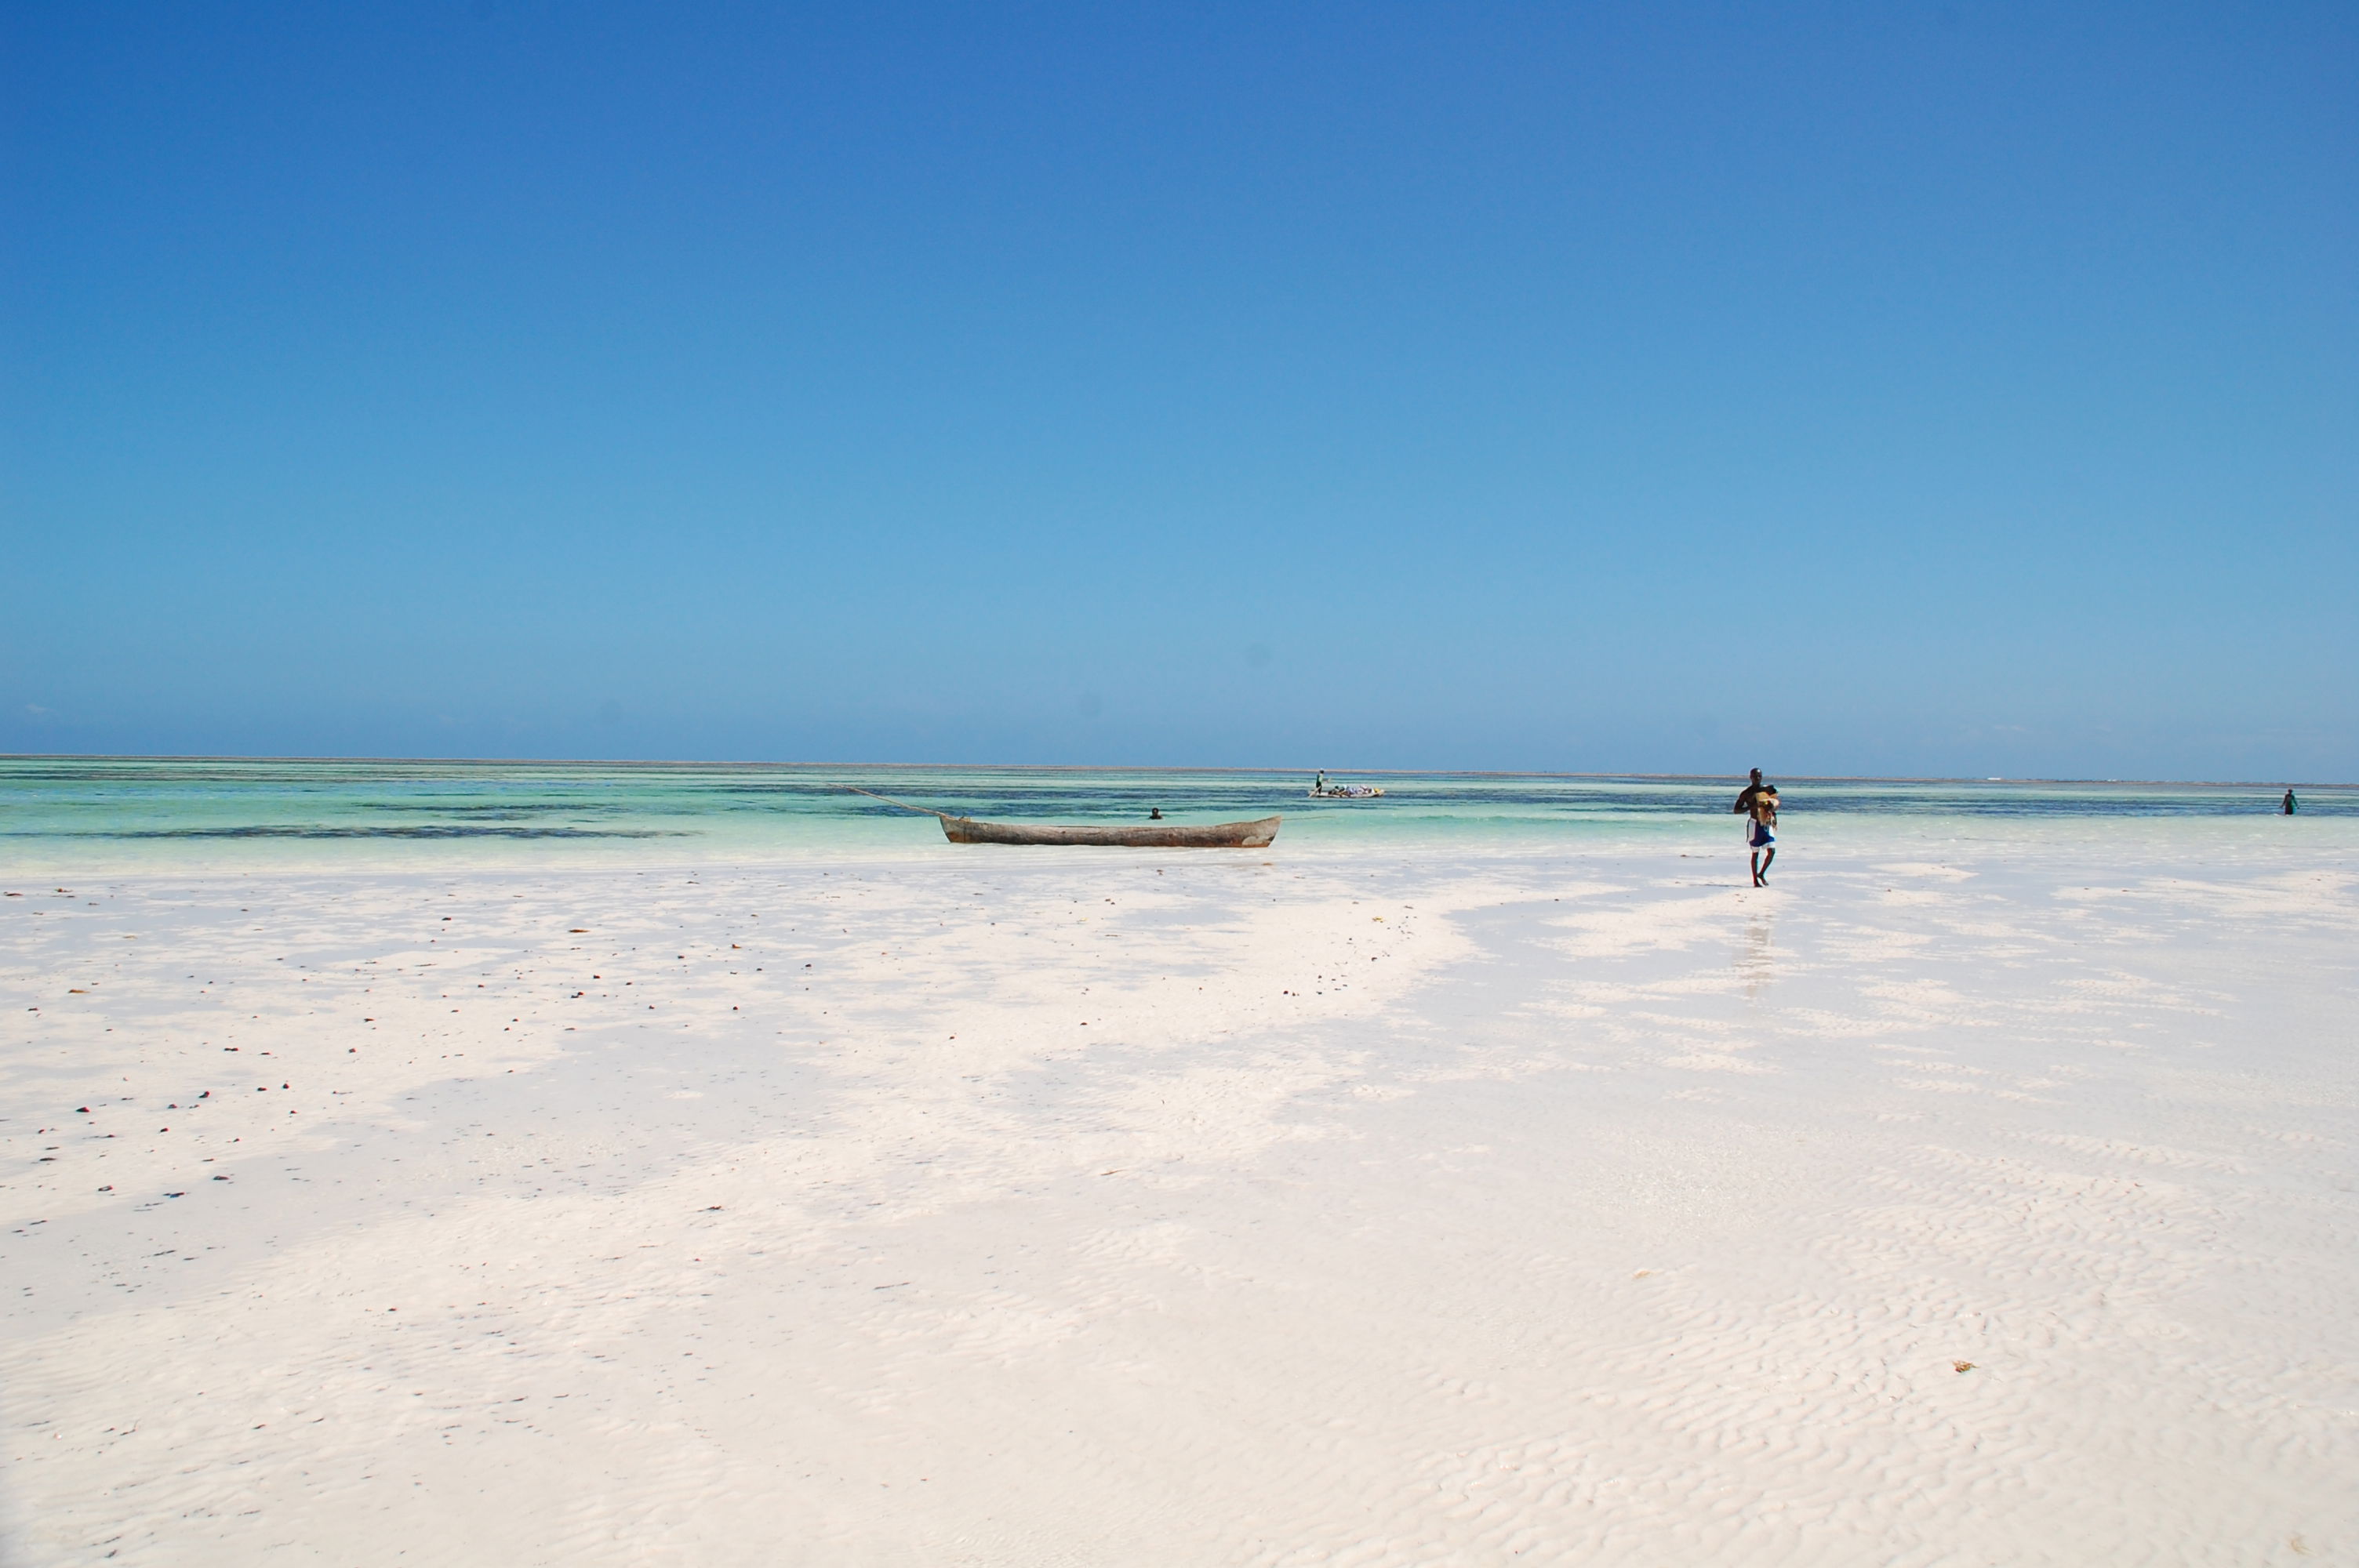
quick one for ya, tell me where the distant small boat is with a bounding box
[1308,774,1385,799]
[845,787,1279,848]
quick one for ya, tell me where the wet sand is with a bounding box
[4,827,2355,1564]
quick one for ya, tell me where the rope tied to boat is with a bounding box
[841,785,955,819]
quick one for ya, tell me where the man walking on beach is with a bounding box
[1734,768,1779,887]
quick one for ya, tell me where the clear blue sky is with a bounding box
[5,3,2353,779]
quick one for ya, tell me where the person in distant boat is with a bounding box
[1314,771,1329,794]
[1733,769,1778,887]
[2282,788,2298,815]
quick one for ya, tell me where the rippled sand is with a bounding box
[4,825,2354,1564]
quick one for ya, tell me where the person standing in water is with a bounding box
[2283,788,2299,815]
[1733,768,1779,886]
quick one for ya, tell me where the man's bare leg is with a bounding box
[1750,849,1762,887]
[1758,846,1774,885]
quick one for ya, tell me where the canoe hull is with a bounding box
[940,815,1281,848]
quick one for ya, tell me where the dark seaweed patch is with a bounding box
[351,802,628,815]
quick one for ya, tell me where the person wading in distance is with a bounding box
[1733,768,1779,887]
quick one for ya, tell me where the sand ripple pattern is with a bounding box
[3,828,2355,1564]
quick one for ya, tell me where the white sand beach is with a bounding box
[5,822,2355,1565]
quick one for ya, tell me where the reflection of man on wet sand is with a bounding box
[1733,768,1779,887]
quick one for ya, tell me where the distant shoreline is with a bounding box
[2,753,2352,790]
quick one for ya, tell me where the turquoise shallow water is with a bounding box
[2,757,2351,873]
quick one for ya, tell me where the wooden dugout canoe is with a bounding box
[940,814,1281,848]
[844,786,1278,848]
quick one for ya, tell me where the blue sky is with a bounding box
[4,2,2353,778]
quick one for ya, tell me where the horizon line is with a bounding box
[1,753,2349,791]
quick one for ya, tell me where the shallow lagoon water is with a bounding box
[2,756,2350,873]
